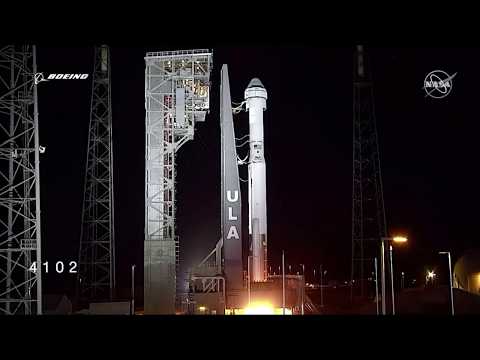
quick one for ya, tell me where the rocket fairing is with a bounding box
[245,78,268,283]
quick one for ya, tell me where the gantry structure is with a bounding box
[351,46,388,299]
[0,45,42,314]
[144,49,212,314]
[77,45,115,305]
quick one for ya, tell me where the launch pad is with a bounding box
[142,49,309,315]
[180,63,308,315]
[186,273,306,315]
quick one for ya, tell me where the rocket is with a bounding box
[245,78,268,283]
[221,65,243,308]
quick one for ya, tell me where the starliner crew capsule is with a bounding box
[245,78,268,283]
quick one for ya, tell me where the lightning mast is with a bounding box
[351,46,387,299]
[0,45,43,314]
[77,45,115,304]
[144,49,212,314]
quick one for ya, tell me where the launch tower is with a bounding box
[77,45,116,305]
[144,49,212,314]
[351,46,388,299]
[0,45,43,314]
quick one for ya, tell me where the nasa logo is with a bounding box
[423,70,457,99]
[226,190,239,240]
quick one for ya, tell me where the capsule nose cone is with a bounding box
[247,78,265,89]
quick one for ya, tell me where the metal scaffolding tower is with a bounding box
[0,45,42,315]
[351,46,387,299]
[77,45,115,304]
[144,49,212,314]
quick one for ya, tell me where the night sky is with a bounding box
[31,46,480,299]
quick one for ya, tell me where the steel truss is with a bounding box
[0,45,42,315]
[144,49,212,314]
[77,46,115,304]
[351,46,387,298]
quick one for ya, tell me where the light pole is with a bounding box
[374,257,379,315]
[282,251,286,315]
[401,272,405,290]
[439,251,454,316]
[247,256,252,305]
[381,236,407,315]
[131,264,135,315]
[389,245,395,315]
[380,239,386,315]
[320,264,324,308]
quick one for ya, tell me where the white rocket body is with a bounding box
[244,78,268,283]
